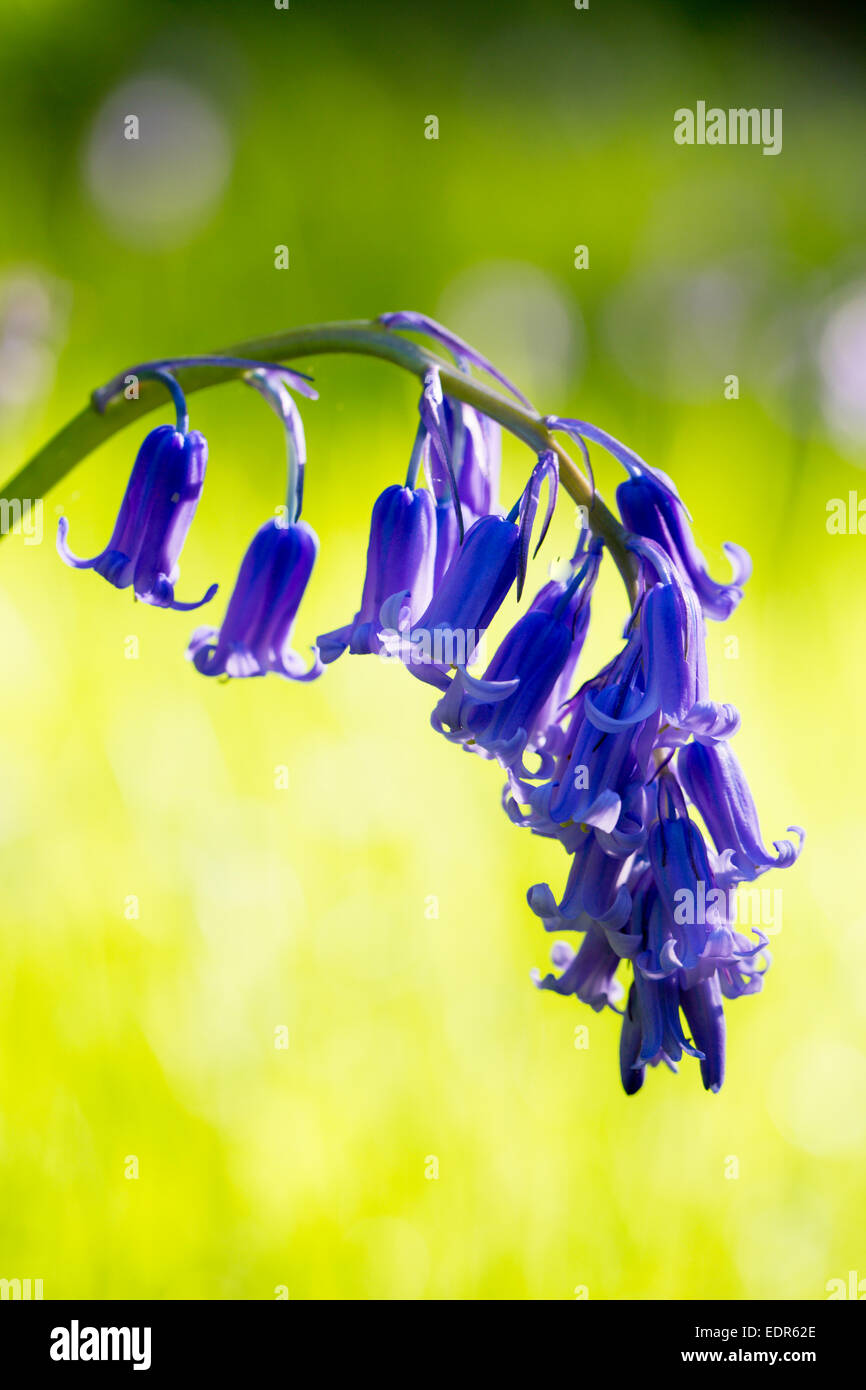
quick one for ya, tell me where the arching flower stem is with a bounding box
[1,320,637,601]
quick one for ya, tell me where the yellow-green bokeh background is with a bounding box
[0,0,864,1299]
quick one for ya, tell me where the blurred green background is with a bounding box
[0,0,863,1299]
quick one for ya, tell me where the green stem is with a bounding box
[1,318,637,599]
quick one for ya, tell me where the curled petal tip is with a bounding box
[56,516,98,570]
[379,590,413,635]
[526,883,558,919]
[279,645,324,683]
[317,624,352,664]
[166,580,219,612]
[585,688,653,733]
[722,541,753,587]
[684,701,741,740]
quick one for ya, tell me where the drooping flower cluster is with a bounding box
[58,315,803,1095]
[515,423,803,1094]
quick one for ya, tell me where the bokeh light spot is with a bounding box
[83,74,232,248]
[819,283,866,451]
[437,261,580,400]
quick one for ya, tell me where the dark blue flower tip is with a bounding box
[628,968,707,1073]
[678,739,804,882]
[617,468,751,622]
[188,517,321,680]
[680,974,726,1093]
[619,984,646,1095]
[318,484,436,663]
[57,424,216,611]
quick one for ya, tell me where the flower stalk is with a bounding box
[0,319,638,599]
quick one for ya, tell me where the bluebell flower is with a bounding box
[632,970,705,1069]
[187,365,323,679]
[678,739,804,882]
[527,825,635,931]
[188,518,321,680]
[679,974,726,1093]
[584,539,740,741]
[547,414,752,622]
[532,927,625,1013]
[469,410,796,1095]
[396,513,519,688]
[619,973,711,1096]
[534,766,774,1094]
[318,484,435,662]
[714,936,770,999]
[57,423,217,611]
[431,542,600,772]
[621,951,728,1094]
[518,627,771,1098]
[431,399,502,585]
[540,652,658,833]
[646,777,724,971]
[381,316,517,585]
[618,984,648,1096]
[502,775,588,853]
[519,549,599,772]
[446,398,501,519]
[393,453,557,689]
[617,467,751,621]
